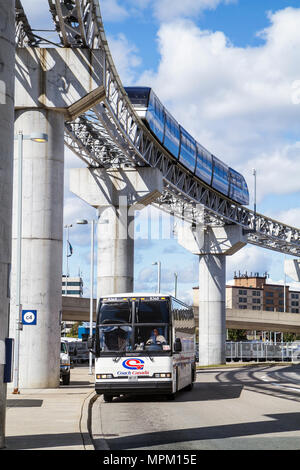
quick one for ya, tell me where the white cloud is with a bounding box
[137,8,300,205]
[226,245,273,281]
[152,0,237,22]
[101,0,129,22]
[273,207,300,228]
[247,142,300,202]
[100,0,236,24]
[107,33,142,85]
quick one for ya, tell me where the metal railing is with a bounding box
[225,341,300,362]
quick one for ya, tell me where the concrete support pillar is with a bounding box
[10,46,104,390]
[198,254,226,365]
[10,109,65,388]
[97,203,134,296]
[70,167,163,298]
[0,0,15,449]
[177,223,247,366]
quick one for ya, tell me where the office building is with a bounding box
[62,275,83,297]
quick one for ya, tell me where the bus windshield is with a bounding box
[99,301,131,324]
[97,299,170,354]
[136,300,169,323]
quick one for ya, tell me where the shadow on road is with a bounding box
[105,381,243,404]
[5,432,83,450]
[105,412,300,450]
[213,365,300,403]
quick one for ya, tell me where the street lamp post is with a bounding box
[152,261,161,294]
[13,131,48,394]
[253,168,257,231]
[174,272,178,298]
[64,224,73,295]
[77,217,108,375]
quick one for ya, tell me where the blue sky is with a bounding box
[22,0,300,302]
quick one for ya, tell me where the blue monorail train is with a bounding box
[124,87,249,206]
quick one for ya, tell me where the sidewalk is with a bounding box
[4,366,97,450]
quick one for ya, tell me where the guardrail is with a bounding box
[226,341,300,362]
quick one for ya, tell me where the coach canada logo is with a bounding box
[123,358,145,370]
[117,358,149,376]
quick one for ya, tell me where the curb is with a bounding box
[79,390,98,450]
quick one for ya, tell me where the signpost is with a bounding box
[22,310,37,326]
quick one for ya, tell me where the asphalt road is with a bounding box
[92,365,300,450]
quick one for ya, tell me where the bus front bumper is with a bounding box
[95,381,172,395]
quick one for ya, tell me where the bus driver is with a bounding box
[146,328,167,345]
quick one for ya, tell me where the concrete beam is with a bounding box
[69,167,164,209]
[62,297,300,333]
[66,86,105,121]
[178,224,247,255]
[62,296,97,322]
[15,48,104,111]
[226,308,300,334]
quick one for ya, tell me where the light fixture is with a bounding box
[30,133,48,143]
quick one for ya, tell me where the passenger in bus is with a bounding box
[146,328,167,345]
[103,327,129,351]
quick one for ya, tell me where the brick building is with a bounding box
[193,273,300,314]
[226,273,299,313]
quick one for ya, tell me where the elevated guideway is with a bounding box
[226,308,300,334]
[15,0,300,257]
[13,0,300,373]
[62,296,300,334]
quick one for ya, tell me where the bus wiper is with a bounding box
[127,299,132,323]
[113,354,124,363]
[135,299,141,322]
[143,348,154,362]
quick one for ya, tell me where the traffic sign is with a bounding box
[22,310,37,325]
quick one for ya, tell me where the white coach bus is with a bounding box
[89,293,196,402]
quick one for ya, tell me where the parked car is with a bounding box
[60,340,71,385]
[74,341,89,364]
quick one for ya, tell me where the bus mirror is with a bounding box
[174,338,182,352]
[87,337,94,351]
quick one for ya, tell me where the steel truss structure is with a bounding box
[15,0,300,256]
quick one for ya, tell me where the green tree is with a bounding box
[227,329,248,341]
[67,322,82,338]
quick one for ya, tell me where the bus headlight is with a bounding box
[96,374,113,379]
[154,373,172,378]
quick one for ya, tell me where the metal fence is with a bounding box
[225,342,300,363]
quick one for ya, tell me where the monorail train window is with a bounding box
[195,143,213,184]
[136,300,169,324]
[147,91,165,143]
[124,87,150,106]
[164,109,180,158]
[179,127,196,172]
[230,168,242,189]
[212,157,229,195]
[99,301,131,324]
[154,96,164,121]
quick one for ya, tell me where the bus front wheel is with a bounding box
[103,394,113,403]
[167,392,176,400]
